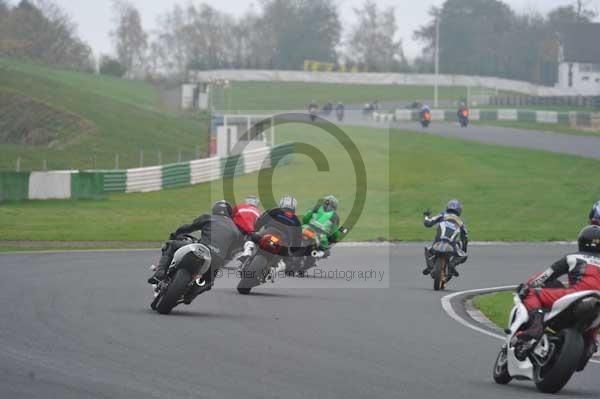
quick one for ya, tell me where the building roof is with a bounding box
[559,23,600,64]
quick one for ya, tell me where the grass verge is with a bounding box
[472,291,513,329]
[2,123,600,242]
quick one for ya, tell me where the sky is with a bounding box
[8,0,600,59]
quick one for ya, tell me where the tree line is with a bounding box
[0,0,94,72]
[0,0,597,85]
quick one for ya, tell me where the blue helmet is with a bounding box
[446,199,463,216]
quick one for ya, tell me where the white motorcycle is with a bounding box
[493,288,600,393]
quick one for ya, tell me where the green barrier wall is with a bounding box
[102,171,127,193]
[517,110,536,123]
[0,172,30,201]
[271,143,295,167]
[221,155,245,178]
[162,163,191,189]
[71,172,104,200]
[479,110,498,121]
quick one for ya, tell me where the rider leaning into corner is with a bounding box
[239,195,303,269]
[302,195,343,255]
[589,200,600,225]
[147,201,244,297]
[515,225,600,364]
[422,199,469,277]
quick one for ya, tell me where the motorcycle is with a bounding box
[492,287,600,393]
[308,105,318,122]
[458,108,469,127]
[336,107,344,122]
[421,110,432,128]
[428,241,456,291]
[150,235,212,315]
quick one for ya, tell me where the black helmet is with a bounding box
[578,225,600,253]
[446,199,463,216]
[212,200,233,218]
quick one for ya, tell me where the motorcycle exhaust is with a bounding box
[312,250,325,258]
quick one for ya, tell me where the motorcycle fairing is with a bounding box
[170,243,212,276]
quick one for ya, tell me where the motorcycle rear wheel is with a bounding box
[237,254,268,295]
[534,328,583,394]
[155,269,191,315]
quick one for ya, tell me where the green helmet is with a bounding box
[323,195,339,212]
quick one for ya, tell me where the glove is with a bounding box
[423,209,431,217]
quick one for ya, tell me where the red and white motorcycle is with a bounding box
[493,287,600,393]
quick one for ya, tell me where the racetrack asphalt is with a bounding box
[335,112,600,160]
[0,244,597,399]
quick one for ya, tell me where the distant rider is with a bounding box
[422,199,469,277]
[420,103,431,117]
[457,102,469,118]
[515,225,600,366]
[589,201,600,225]
[302,195,343,254]
[148,201,244,298]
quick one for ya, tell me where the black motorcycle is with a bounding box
[237,233,287,294]
[150,235,212,314]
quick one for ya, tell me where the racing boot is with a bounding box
[515,309,545,361]
[147,244,172,284]
[422,247,435,275]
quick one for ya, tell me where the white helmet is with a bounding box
[279,195,297,212]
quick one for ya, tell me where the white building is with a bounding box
[557,23,600,95]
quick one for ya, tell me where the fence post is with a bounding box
[195,145,200,160]
[43,159,47,171]
[115,154,119,170]
[139,150,144,167]
[178,150,182,163]
[16,157,20,172]
[158,150,162,165]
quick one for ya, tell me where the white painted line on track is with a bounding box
[441,286,600,365]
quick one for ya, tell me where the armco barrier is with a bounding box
[190,157,222,185]
[102,171,127,193]
[374,108,597,128]
[162,163,191,190]
[0,145,295,201]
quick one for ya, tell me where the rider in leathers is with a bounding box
[422,199,469,277]
[148,201,244,296]
[516,225,600,366]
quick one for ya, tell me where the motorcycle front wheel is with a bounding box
[492,346,512,385]
[534,328,583,394]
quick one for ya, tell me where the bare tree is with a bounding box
[346,0,406,72]
[574,0,598,21]
[111,0,148,77]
